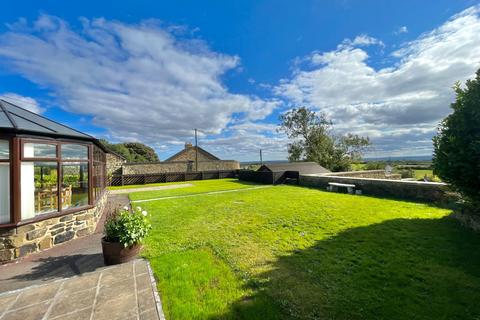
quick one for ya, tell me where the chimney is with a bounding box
[185,142,193,149]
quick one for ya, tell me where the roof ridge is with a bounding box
[0,100,18,129]
[0,99,94,139]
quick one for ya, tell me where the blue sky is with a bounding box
[0,0,479,161]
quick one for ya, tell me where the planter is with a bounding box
[101,237,142,265]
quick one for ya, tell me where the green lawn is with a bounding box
[414,169,441,182]
[108,180,192,190]
[128,179,259,201]
[125,179,480,319]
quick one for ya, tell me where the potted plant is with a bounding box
[102,206,151,265]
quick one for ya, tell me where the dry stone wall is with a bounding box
[326,170,402,180]
[0,191,108,263]
[122,160,240,175]
[299,174,448,202]
[106,153,125,176]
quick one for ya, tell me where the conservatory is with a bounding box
[0,99,108,263]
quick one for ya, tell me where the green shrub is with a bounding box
[104,206,152,247]
[395,169,414,179]
[364,162,385,170]
[433,69,480,207]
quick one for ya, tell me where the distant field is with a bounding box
[118,179,479,319]
[414,169,441,182]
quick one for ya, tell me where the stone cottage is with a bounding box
[120,143,240,175]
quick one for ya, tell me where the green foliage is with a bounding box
[433,69,480,206]
[104,206,152,247]
[279,107,370,171]
[364,161,385,170]
[117,179,480,319]
[100,139,159,163]
[395,168,414,179]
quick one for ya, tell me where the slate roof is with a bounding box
[165,146,220,162]
[0,99,95,140]
[258,162,330,175]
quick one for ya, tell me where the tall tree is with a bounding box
[279,107,370,171]
[100,140,160,163]
[433,69,480,206]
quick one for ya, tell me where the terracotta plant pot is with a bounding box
[101,237,142,265]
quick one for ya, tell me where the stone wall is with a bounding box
[122,160,240,175]
[0,191,108,263]
[325,170,402,180]
[106,153,125,176]
[299,174,448,202]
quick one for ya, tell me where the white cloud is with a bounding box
[275,5,480,156]
[342,34,385,48]
[0,93,43,114]
[395,26,408,34]
[0,15,281,156]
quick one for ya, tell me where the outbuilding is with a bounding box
[0,99,108,263]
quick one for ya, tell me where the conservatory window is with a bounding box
[0,140,10,224]
[61,144,88,160]
[61,162,89,209]
[21,162,58,220]
[24,142,57,158]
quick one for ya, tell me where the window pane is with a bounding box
[0,163,10,223]
[62,162,89,209]
[0,140,9,159]
[24,143,56,158]
[61,144,88,160]
[21,162,58,220]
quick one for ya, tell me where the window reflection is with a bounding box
[61,144,88,160]
[21,162,58,220]
[0,163,9,223]
[0,140,9,159]
[24,143,56,158]
[62,162,89,209]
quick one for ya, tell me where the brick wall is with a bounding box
[122,160,240,175]
[299,174,448,202]
[0,191,108,263]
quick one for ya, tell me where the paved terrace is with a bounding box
[0,259,162,320]
[0,194,163,320]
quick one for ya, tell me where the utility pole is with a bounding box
[260,149,263,165]
[195,128,198,172]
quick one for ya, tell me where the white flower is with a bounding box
[136,207,142,211]
[142,211,148,217]
[123,206,129,211]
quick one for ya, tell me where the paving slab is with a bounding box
[0,259,162,320]
[0,194,164,320]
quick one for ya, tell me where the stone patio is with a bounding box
[0,193,164,320]
[0,259,163,320]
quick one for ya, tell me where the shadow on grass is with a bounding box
[210,216,480,319]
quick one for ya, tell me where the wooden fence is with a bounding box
[108,170,237,186]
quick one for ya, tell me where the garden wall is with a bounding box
[326,170,402,180]
[0,192,108,263]
[106,153,126,176]
[122,160,240,174]
[299,174,448,202]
